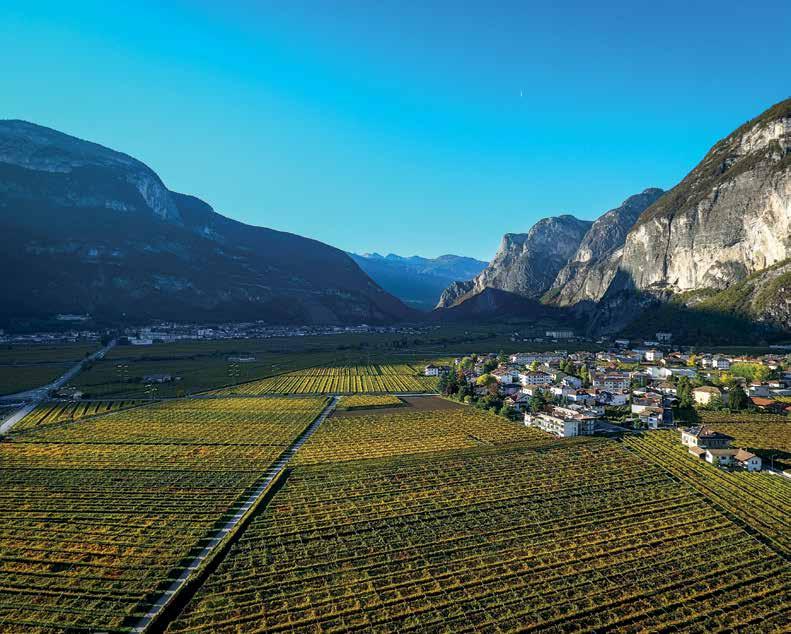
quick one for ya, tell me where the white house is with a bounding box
[520,370,553,386]
[524,408,596,437]
[614,338,630,348]
[644,349,664,362]
[545,330,574,339]
[734,449,762,472]
[681,426,734,449]
[592,373,631,391]
[692,386,723,406]
[705,448,736,466]
[656,332,673,342]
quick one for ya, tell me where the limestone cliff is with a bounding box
[544,188,664,308]
[435,215,592,308]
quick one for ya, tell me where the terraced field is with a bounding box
[0,396,327,631]
[167,439,790,633]
[217,364,438,395]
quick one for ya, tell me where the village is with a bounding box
[426,330,791,474]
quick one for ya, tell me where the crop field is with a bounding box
[168,439,790,633]
[0,343,98,395]
[0,396,327,631]
[338,394,404,410]
[12,399,148,432]
[294,406,554,465]
[698,411,789,424]
[218,364,439,395]
[623,431,791,553]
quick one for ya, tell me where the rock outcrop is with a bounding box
[614,99,791,297]
[435,215,592,308]
[544,188,664,308]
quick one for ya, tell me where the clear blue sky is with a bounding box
[2,1,789,261]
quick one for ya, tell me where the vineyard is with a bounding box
[12,399,148,432]
[167,439,790,633]
[216,364,439,395]
[338,394,404,410]
[623,431,791,553]
[294,406,555,465]
[0,396,327,631]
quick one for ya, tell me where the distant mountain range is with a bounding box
[434,97,791,342]
[0,120,415,328]
[2,97,789,342]
[349,252,487,310]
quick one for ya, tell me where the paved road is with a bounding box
[0,340,116,433]
[131,396,339,633]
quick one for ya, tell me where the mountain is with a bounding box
[434,98,791,339]
[435,215,593,309]
[349,252,487,311]
[596,97,791,333]
[0,120,416,327]
[543,188,664,309]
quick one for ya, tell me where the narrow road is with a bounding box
[0,340,116,433]
[131,395,338,633]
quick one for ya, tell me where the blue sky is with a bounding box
[2,1,789,261]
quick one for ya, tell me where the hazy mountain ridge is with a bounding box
[350,252,487,310]
[0,120,415,327]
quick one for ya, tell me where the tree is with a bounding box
[676,376,693,409]
[476,374,499,395]
[729,384,749,411]
[528,360,540,372]
[579,365,590,387]
[529,393,547,413]
[687,354,698,367]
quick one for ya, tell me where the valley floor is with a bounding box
[0,366,788,632]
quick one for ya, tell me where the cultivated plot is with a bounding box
[217,364,439,395]
[0,396,327,632]
[168,439,790,633]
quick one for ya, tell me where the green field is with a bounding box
[0,342,98,395]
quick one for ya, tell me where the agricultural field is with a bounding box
[0,343,98,396]
[219,364,439,395]
[168,439,790,633]
[0,396,327,631]
[70,347,342,398]
[691,411,791,470]
[338,394,404,410]
[294,402,554,465]
[623,431,791,553]
[11,399,148,433]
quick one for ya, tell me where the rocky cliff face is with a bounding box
[614,100,791,297]
[545,188,664,308]
[0,120,415,326]
[435,215,592,308]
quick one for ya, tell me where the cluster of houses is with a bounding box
[680,426,762,471]
[424,335,789,458]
